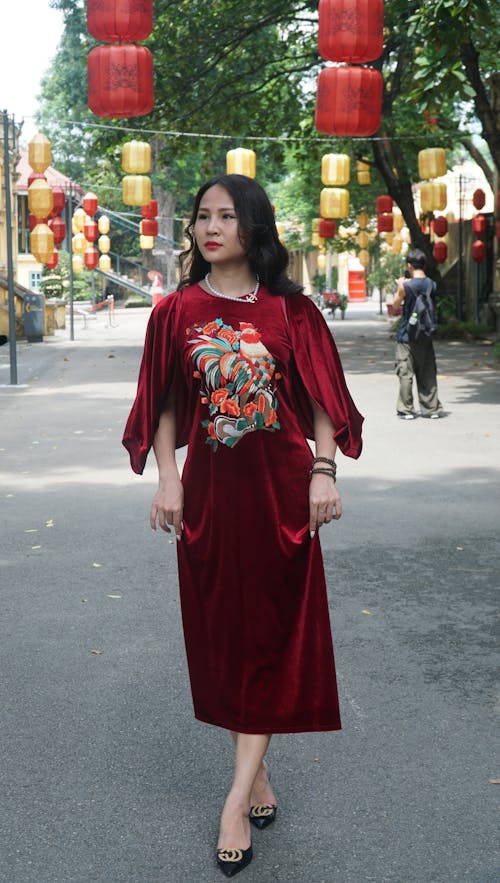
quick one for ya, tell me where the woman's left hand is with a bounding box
[309,473,342,538]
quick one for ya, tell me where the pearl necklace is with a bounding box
[204,273,260,303]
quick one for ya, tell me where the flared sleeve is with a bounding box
[122,292,191,474]
[285,294,363,459]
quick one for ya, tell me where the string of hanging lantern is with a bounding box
[87,0,154,119]
[314,0,385,138]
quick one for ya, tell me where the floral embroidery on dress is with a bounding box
[186,318,281,450]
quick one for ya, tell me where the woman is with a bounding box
[123,174,363,878]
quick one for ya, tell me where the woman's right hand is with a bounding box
[150,474,184,540]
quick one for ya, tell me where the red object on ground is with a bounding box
[87,45,154,118]
[319,219,336,239]
[315,65,383,136]
[87,0,153,42]
[472,240,486,263]
[318,0,384,63]
[433,241,447,264]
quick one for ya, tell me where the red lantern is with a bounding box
[84,247,99,270]
[48,217,66,246]
[471,214,486,236]
[432,216,448,238]
[141,200,158,218]
[87,45,154,118]
[83,192,98,216]
[377,214,393,233]
[318,0,384,64]
[472,188,485,211]
[29,212,46,232]
[433,241,447,264]
[472,240,486,263]
[319,219,336,239]
[87,0,153,42]
[376,195,393,214]
[27,172,47,188]
[84,219,99,243]
[50,187,66,218]
[315,65,383,137]
[46,250,59,270]
[141,218,158,237]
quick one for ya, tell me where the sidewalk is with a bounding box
[0,303,499,883]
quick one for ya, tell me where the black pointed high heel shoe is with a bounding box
[216,844,253,878]
[249,762,277,829]
[249,803,278,829]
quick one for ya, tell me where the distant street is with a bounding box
[1,301,498,883]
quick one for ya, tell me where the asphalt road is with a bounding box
[0,302,498,883]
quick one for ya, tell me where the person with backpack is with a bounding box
[392,248,443,420]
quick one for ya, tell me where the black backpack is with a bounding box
[406,278,437,341]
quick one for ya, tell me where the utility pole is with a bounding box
[2,109,18,384]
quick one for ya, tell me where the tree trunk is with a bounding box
[462,138,494,191]
[370,138,442,286]
[153,185,177,293]
[460,44,500,176]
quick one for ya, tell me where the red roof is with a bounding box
[15,149,82,195]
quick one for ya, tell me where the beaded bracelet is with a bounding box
[309,467,336,482]
[312,456,336,469]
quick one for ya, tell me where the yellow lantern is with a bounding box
[30,224,54,263]
[312,218,321,233]
[384,232,394,246]
[392,236,403,254]
[72,255,84,273]
[311,232,320,247]
[356,211,369,229]
[98,235,111,254]
[140,234,154,250]
[122,140,151,174]
[98,215,110,235]
[418,148,446,180]
[321,153,350,186]
[122,175,151,206]
[226,148,256,178]
[98,254,112,272]
[358,249,370,268]
[28,133,51,174]
[317,253,327,271]
[356,159,371,185]
[72,233,87,254]
[357,231,370,249]
[320,188,349,219]
[72,208,86,232]
[28,180,54,219]
[420,182,447,212]
[275,221,285,240]
[393,213,404,233]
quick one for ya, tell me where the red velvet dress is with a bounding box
[123,284,363,734]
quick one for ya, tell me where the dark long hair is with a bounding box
[179,174,303,296]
